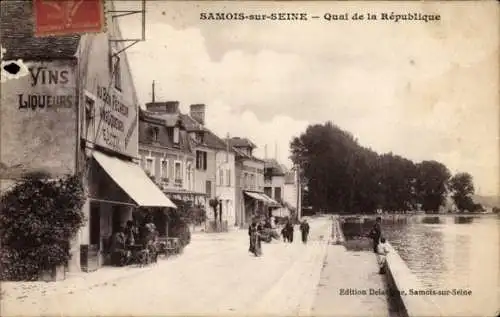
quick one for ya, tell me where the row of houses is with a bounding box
[0,0,300,273]
[138,100,300,230]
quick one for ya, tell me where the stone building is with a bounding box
[181,105,237,231]
[228,137,279,227]
[0,0,175,272]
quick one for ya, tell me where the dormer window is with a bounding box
[151,126,159,142]
[197,131,205,143]
[173,126,180,144]
[173,119,183,145]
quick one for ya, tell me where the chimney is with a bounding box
[145,101,180,114]
[190,104,206,125]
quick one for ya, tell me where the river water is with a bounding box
[373,214,499,317]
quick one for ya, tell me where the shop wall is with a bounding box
[0,60,77,177]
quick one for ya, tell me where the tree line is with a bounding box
[290,122,479,214]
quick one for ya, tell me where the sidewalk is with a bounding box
[1,228,246,303]
[312,245,392,317]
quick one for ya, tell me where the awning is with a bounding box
[244,191,266,202]
[92,151,177,208]
[244,191,281,207]
[260,193,281,207]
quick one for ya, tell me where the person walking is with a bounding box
[368,216,382,253]
[248,220,258,254]
[285,220,294,243]
[299,219,310,244]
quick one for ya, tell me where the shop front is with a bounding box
[243,191,280,224]
[79,149,176,271]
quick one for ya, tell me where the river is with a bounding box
[363,214,499,317]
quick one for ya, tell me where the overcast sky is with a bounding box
[116,1,499,196]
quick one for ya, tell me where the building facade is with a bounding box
[139,102,204,207]
[264,159,289,217]
[229,138,278,227]
[0,0,175,273]
[181,105,236,230]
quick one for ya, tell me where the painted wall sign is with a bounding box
[17,66,74,110]
[0,60,77,178]
[33,0,105,37]
[88,85,138,158]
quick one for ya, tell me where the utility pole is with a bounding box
[296,164,301,220]
[152,80,155,103]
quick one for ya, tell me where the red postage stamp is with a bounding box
[33,0,105,37]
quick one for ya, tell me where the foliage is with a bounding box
[449,172,475,212]
[290,122,457,214]
[185,205,207,225]
[0,173,86,281]
[165,208,191,247]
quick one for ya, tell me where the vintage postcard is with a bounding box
[0,1,498,317]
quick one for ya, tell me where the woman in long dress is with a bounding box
[248,221,262,256]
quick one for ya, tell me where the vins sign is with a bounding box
[18,65,75,110]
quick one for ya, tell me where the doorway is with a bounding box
[89,203,101,246]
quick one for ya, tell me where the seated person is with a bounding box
[376,237,390,274]
[110,227,131,266]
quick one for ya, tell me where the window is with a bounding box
[206,180,212,197]
[219,169,224,186]
[243,172,248,188]
[84,93,95,138]
[174,161,182,180]
[186,163,192,189]
[196,151,207,170]
[160,159,169,180]
[274,187,282,201]
[173,127,180,144]
[152,127,159,142]
[112,55,122,91]
[145,157,154,176]
[264,187,272,197]
[226,169,231,187]
[251,174,256,189]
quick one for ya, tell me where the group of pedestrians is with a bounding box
[248,217,311,257]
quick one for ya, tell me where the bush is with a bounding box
[0,173,85,281]
[166,209,191,247]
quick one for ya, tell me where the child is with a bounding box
[376,237,390,274]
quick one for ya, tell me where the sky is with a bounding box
[116,1,499,196]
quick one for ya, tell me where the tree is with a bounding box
[449,172,475,212]
[290,122,455,215]
[415,161,451,213]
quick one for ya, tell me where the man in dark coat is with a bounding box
[248,220,257,253]
[285,221,294,243]
[299,219,310,244]
[368,217,382,253]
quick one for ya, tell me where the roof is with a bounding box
[139,109,193,153]
[1,1,81,60]
[180,114,228,151]
[228,137,256,149]
[264,159,286,176]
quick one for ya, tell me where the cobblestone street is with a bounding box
[1,218,332,317]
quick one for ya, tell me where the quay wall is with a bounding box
[333,215,444,317]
